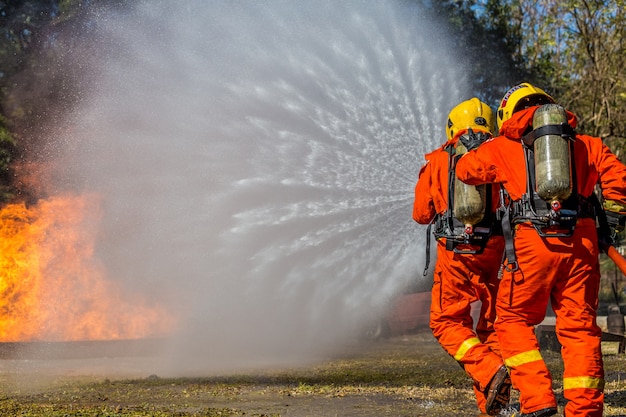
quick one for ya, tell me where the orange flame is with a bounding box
[0,194,175,342]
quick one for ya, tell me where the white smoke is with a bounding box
[47,0,467,374]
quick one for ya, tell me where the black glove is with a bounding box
[458,128,489,151]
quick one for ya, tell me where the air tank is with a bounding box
[532,104,572,204]
[453,141,486,229]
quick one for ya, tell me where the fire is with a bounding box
[0,194,175,342]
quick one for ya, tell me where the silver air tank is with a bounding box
[532,104,572,207]
[453,140,486,233]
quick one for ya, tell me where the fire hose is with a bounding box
[590,192,626,277]
[599,239,626,278]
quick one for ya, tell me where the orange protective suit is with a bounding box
[413,136,506,413]
[456,106,626,417]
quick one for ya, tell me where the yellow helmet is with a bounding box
[497,82,555,129]
[446,98,495,141]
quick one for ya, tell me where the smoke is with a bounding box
[27,1,468,375]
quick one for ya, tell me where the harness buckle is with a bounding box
[504,261,519,272]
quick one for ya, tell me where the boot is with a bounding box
[510,407,558,417]
[485,365,511,415]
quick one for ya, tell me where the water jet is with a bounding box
[11,0,470,375]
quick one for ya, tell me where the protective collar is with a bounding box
[499,106,578,140]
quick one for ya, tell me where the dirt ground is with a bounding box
[0,331,625,417]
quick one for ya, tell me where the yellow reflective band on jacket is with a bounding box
[504,349,543,368]
[563,376,605,391]
[454,337,480,361]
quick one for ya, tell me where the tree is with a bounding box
[553,1,626,159]
[417,0,525,107]
[0,0,88,201]
[0,1,63,201]
[475,0,626,159]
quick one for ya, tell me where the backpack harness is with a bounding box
[501,123,596,271]
[423,143,502,275]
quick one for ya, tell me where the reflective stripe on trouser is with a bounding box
[496,220,604,416]
[430,238,505,413]
[562,382,604,417]
[502,346,556,411]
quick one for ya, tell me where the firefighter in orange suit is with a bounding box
[455,83,626,417]
[413,98,511,416]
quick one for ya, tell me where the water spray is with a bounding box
[15,0,470,374]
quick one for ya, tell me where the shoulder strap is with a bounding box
[445,144,457,223]
[522,123,575,147]
[501,202,518,272]
[423,219,434,276]
[422,144,455,276]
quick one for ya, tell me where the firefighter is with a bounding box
[455,82,626,417]
[413,98,511,416]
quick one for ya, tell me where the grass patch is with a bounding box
[0,333,624,416]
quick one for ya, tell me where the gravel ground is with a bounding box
[0,331,624,416]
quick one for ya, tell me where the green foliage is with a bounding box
[0,113,15,202]
[414,0,525,106]
[0,0,95,201]
[476,0,626,149]
[0,1,623,190]
[0,1,61,200]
